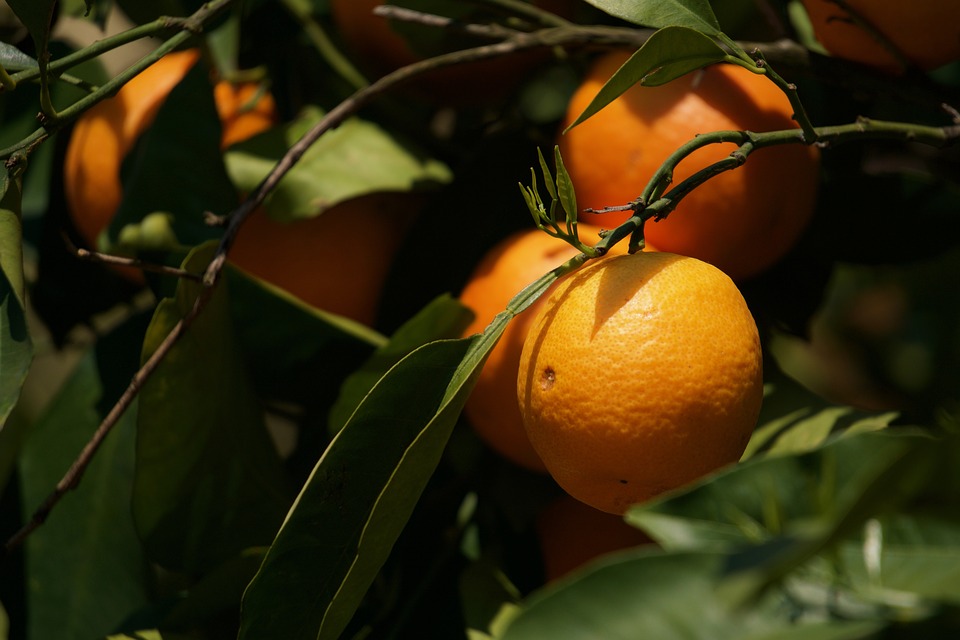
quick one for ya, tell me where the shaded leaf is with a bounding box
[583,0,720,33]
[224,106,452,222]
[327,293,474,434]
[238,305,508,640]
[4,0,54,50]
[109,60,235,252]
[501,549,882,639]
[18,353,150,640]
[565,27,727,131]
[0,170,32,435]
[134,245,292,574]
[225,262,384,405]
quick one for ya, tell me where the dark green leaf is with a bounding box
[224,106,452,222]
[501,549,883,639]
[327,294,474,434]
[583,0,720,33]
[565,27,727,131]
[109,61,235,252]
[238,329,500,639]
[18,353,150,640]
[4,0,54,50]
[0,169,32,434]
[134,245,292,573]
[226,262,384,405]
[553,146,578,222]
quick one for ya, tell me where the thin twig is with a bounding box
[68,241,202,282]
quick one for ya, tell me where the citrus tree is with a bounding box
[1,0,959,638]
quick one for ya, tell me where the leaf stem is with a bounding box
[277,0,369,91]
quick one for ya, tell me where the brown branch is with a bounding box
[64,234,202,282]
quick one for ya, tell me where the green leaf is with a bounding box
[224,106,452,222]
[238,330,499,639]
[327,294,474,434]
[225,261,384,405]
[553,146,578,223]
[583,0,720,33]
[501,549,884,639]
[109,61,235,252]
[134,244,292,574]
[565,27,727,131]
[18,352,151,640]
[4,0,54,50]
[0,169,32,435]
[0,41,37,71]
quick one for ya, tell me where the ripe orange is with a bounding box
[329,0,573,104]
[517,251,763,515]
[558,50,820,281]
[460,225,629,471]
[536,494,653,582]
[802,0,960,73]
[228,193,421,326]
[64,49,277,274]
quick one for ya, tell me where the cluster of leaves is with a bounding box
[1,0,959,639]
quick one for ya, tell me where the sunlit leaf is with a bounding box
[134,245,292,574]
[565,27,727,131]
[0,42,37,71]
[583,0,720,33]
[224,106,452,222]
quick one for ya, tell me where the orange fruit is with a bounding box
[229,193,421,326]
[330,0,573,104]
[802,0,960,73]
[558,51,820,280]
[517,251,763,515]
[64,49,277,275]
[460,225,630,471]
[536,494,653,582]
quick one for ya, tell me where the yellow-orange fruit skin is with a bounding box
[802,0,960,73]
[460,226,629,471]
[559,51,820,280]
[518,252,763,515]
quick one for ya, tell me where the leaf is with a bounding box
[565,27,727,131]
[4,0,55,50]
[553,146,578,223]
[224,106,452,222]
[0,42,37,71]
[238,330,501,639]
[18,352,151,640]
[225,261,384,405]
[109,60,236,251]
[0,170,33,435]
[133,244,292,574]
[626,431,938,555]
[500,549,884,639]
[327,294,474,434]
[583,0,720,33]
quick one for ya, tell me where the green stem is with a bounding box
[10,19,177,86]
[0,0,235,161]
[0,62,15,91]
[277,0,369,91]
[756,52,819,143]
